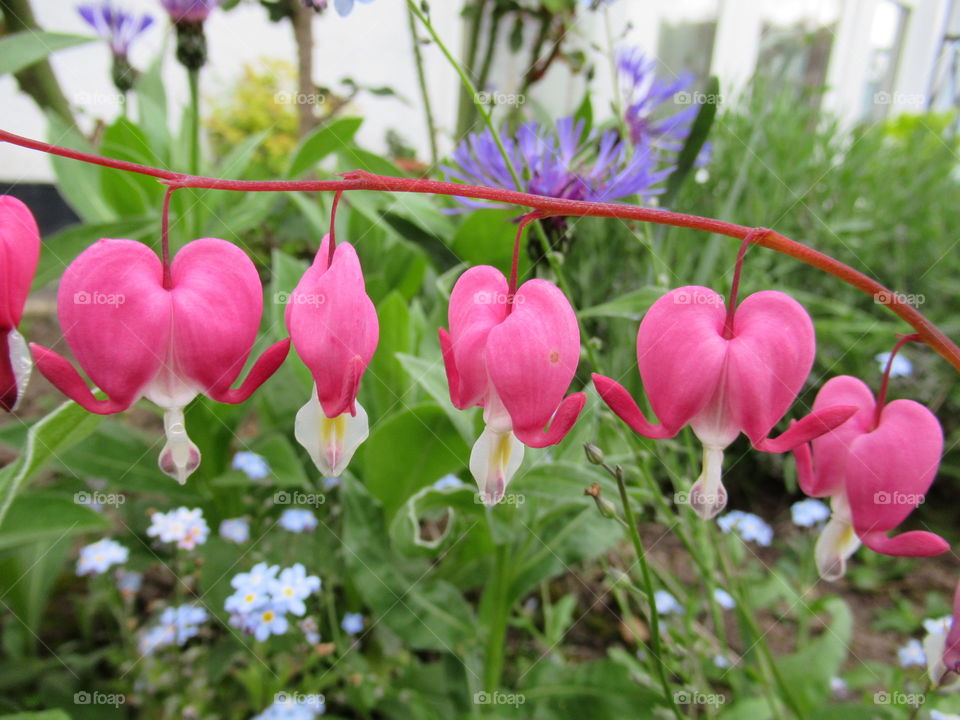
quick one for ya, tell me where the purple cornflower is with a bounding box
[159,0,220,24]
[77,3,153,58]
[617,47,699,154]
[446,117,668,208]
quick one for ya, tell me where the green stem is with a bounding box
[614,468,683,720]
[455,0,488,139]
[406,3,439,167]
[483,542,511,693]
[188,68,201,238]
[408,0,523,191]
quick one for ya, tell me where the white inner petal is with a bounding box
[689,444,728,519]
[7,328,31,411]
[469,425,524,506]
[294,386,368,476]
[158,406,201,484]
[814,498,861,581]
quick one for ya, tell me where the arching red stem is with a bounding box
[2,129,958,373]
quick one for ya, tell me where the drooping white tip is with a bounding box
[814,512,861,581]
[689,445,728,520]
[158,407,200,484]
[469,425,524,506]
[294,386,368,477]
[7,328,31,411]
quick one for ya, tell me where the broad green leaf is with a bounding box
[136,57,169,159]
[395,352,474,443]
[388,482,485,556]
[360,404,468,519]
[662,75,719,206]
[774,598,853,714]
[449,208,525,276]
[98,117,163,217]
[47,115,114,223]
[365,292,412,420]
[32,217,156,290]
[288,116,363,177]
[341,480,477,650]
[0,402,102,528]
[0,711,72,720]
[0,536,72,634]
[521,658,662,717]
[0,495,109,550]
[0,32,93,76]
[578,287,666,319]
[249,433,309,488]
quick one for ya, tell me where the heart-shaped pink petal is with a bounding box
[486,278,582,447]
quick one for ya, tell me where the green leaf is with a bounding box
[365,292,412,420]
[0,402,103,528]
[0,711,72,720]
[342,480,477,650]
[775,598,853,714]
[99,117,163,217]
[389,483,485,556]
[360,404,469,519]
[450,208,525,277]
[33,217,156,290]
[662,75,719,206]
[288,116,363,177]
[0,494,109,550]
[46,115,114,223]
[0,32,93,76]
[578,287,666,320]
[573,89,593,137]
[521,658,662,717]
[395,352,474,443]
[136,57,169,159]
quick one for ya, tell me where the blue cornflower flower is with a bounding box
[446,117,668,209]
[617,47,699,154]
[77,3,153,57]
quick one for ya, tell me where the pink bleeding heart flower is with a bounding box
[593,285,854,519]
[285,234,378,477]
[793,374,947,580]
[32,237,290,483]
[439,266,586,505]
[0,196,40,412]
[924,580,960,688]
